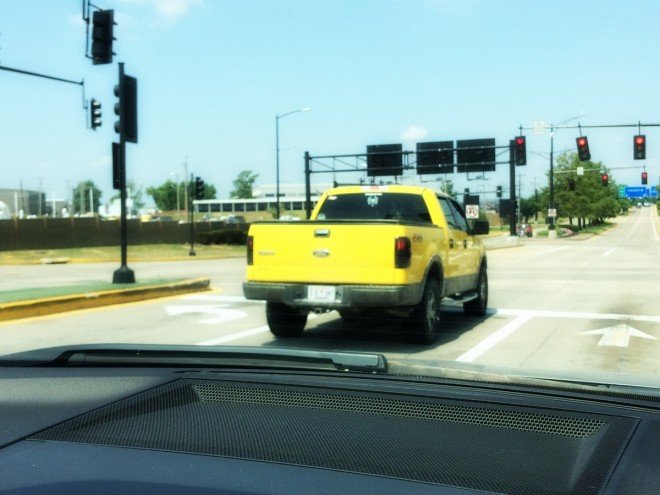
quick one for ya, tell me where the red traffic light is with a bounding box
[514,136,526,165]
[642,172,648,185]
[576,136,591,161]
[601,174,609,186]
[634,135,646,160]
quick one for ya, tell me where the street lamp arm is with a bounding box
[275,107,311,220]
[277,107,311,120]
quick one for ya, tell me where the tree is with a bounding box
[147,180,184,211]
[72,180,102,215]
[550,152,619,228]
[441,179,455,198]
[519,197,537,222]
[147,179,217,211]
[230,170,259,199]
[199,183,217,200]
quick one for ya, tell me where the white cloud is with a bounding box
[120,0,203,21]
[401,125,428,141]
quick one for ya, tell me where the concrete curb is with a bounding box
[0,278,211,322]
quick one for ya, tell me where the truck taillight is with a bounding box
[247,235,254,265]
[394,236,411,268]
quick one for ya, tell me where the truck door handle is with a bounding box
[449,239,454,248]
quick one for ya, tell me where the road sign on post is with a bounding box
[547,208,557,218]
[465,205,479,219]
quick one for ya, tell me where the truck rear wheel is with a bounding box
[463,267,488,317]
[410,278,440,344]
[266,302,307,337]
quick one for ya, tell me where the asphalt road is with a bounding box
[1,206,659,383]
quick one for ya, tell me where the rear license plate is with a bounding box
[307,285,336,302]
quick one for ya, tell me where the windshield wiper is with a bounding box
[19,344,388,374]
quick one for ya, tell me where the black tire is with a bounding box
[266,302,307,337]
[463,268,488,317]
[410,278,441,344]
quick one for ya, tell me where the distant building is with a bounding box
[0,188,49,217]
[193,184,332,215]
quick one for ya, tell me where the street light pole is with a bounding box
[547,113,584,236]
[275,107,310,219]
[171,172,180,213]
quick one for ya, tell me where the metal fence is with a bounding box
[0,218,247,251]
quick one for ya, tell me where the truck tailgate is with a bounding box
[247,222,418,285]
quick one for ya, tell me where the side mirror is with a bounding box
[469,219,490,235]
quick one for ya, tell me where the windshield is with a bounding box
[0,0,659,391]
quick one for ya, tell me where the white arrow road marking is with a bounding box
[165,304,247,325]
[181,294,265,304]
[580,324,657,347]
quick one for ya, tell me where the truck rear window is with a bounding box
[316,193,432,223]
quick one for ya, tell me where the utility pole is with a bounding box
[183,156,189,217]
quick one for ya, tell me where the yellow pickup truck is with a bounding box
[243,185,489,342]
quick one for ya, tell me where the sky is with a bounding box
[0,0,659,205]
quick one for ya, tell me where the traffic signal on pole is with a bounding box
[642,172,648,185]
[514,136,526,165]
[576,136,591,161]
[568,178,575,191]
[496,185,503,198]
[91,9,115,65]
[634,135,646,159]
[634,135,646,160]
[90,99,102,130]
[114,72,138,143]
[464,188,469,196]
[601,173,608,187]
[195,177,205,200]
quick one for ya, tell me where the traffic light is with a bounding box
[601,173,608,187]
[568,178,575,191]
[464,188,469,196]
[642,171,648,185]
[114,71,138,143]
[89,99,102,130]
[634,135,646,160]
[194,177,205,200]
[91,9,115,65]
[576,136,591,161]
[514,136,526,165]
[496,185,503,198]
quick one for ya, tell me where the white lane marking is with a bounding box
[602,247,616,257]
[455,314,532,363]
[197,325,270,345]
[625,210,644,239]
[535,246,569,255]
[495,308,660,324]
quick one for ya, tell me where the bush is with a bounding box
[197,229,248,245]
